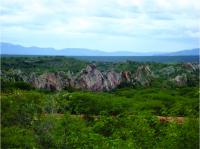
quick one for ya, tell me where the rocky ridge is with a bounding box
[26,64,154,91]
[2,62,199,91]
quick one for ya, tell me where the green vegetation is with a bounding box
[1,85,199,148]
[1,56,199,148]
[1,56,88,74]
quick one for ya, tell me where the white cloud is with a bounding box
[0,0,199,51]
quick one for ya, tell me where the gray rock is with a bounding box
[74,64,104,91]
[172,74,187,86]
[134,65,153,86]
[183,63,197,72]
[159,66,175,76]
[121,71,132,82]
[29,72,67,91]
[103,71,121,90]
[74,64,121,91]
[8,64,156,91]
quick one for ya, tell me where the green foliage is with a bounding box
[1,126,37,148]
[1,74,199,148]
[156,118,199,149]
[68,92,131,115]
[1,80,34,93]
[1,91,43,127]
[42,92,70,114]
[1,56,88,74]
[1,56,199,148]
[34,113,109,148]
[114,87,199,116]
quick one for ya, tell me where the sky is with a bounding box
[0,0,200,52]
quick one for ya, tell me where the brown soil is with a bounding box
[157,116,184,124]
[43,113,185,124]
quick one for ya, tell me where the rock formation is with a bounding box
[121,71,132,82]
[183,63,198,72]
[172,74,187,86]
[27,64,123,91]
[6,63,197,91]
[74,64,105,91]
[74,64,121,91]
[29,72,68,91]
[159,66,175,76]
[103,71,121,91]
[134,65,153,86]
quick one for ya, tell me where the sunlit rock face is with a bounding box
[134,65,154,86]
[121,71,132,82]
[29,72,68,91]
[159,66,176,76]
[73,64,154,91]
[172,74,187,86]
[17,63,198,91]
[74,64,121,91]
[27,64,155,91]
[103,71,121,91]
[27,64,122,91]
[74,64,105,91]
[183,63,199,72]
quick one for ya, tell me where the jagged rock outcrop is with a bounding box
[74,64,121,91]
[29,72,68,91]
[74,64,105,91]
[5,62,197,91]
[134,65,153,86]
[183,63,198,72]
[121,71,132,82]
[103,71,121,90]
[159,66,175,76]
[172,74,187,86]
[24,64,123,91]
[26,64,154,91]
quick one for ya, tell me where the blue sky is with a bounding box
[0,0,199,52]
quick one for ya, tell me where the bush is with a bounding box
[68,92,131,115]
[1,87,199,148]
[1,91,43,127]
[1,126,37,148]
[1,81,34,93]
[156,118,199,149]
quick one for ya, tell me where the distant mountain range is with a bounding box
[1,42,199,56]
[158,49,200,56]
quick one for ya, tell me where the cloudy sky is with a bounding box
[0,0,200,52]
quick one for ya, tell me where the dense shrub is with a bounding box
[156,118,199,149]
[1,91,43,127]
[1,126,37,148]
[1,87,199,148]
[1,81,34,93]
[67,92,131,115]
